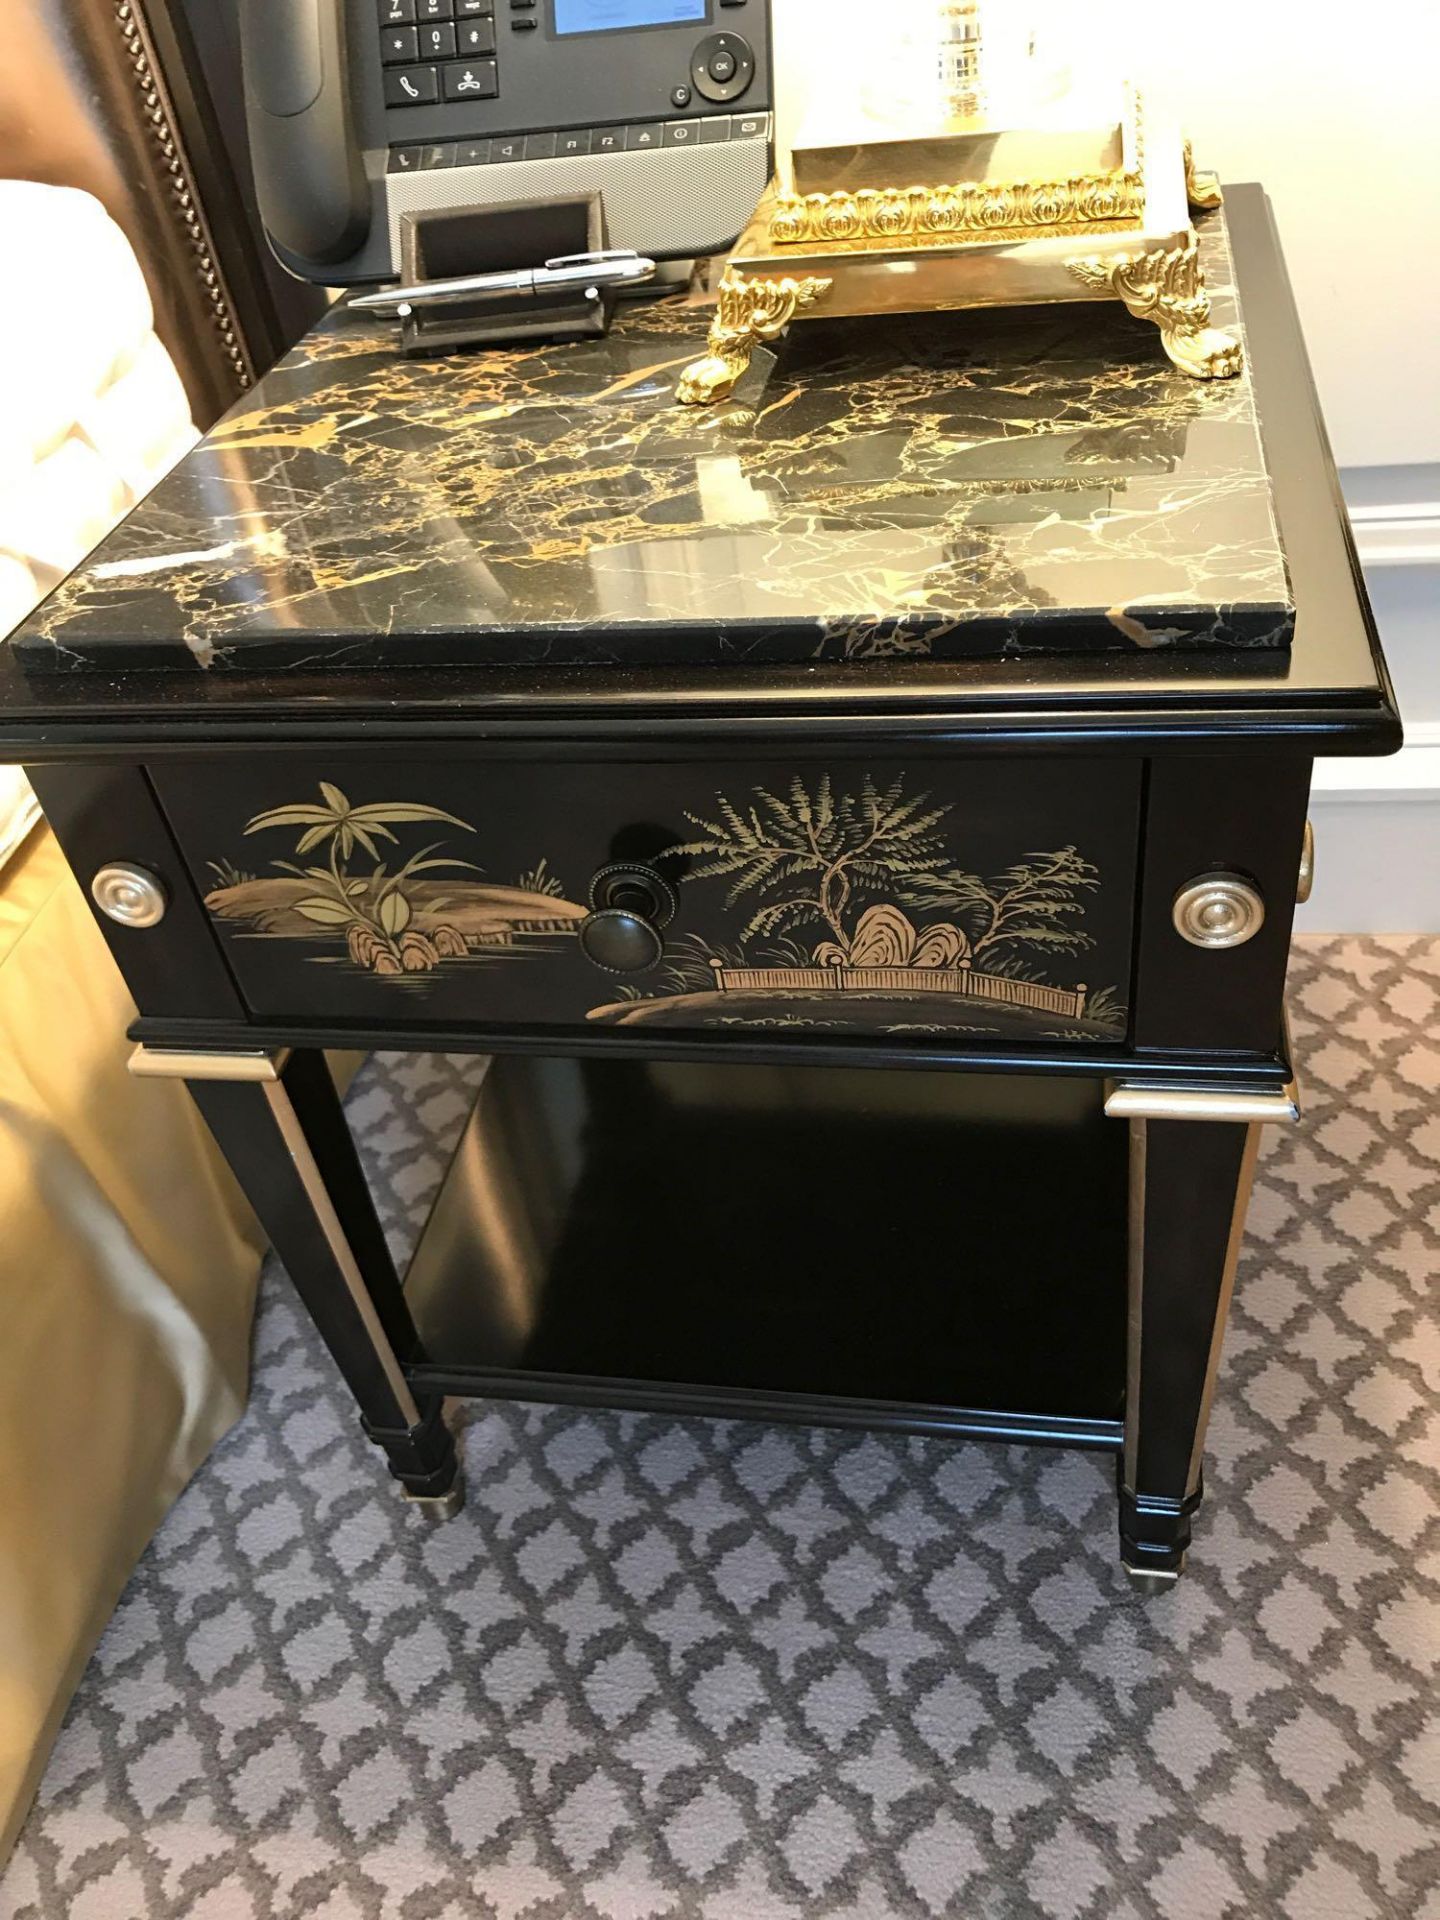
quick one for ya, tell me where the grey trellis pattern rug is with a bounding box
[3,936,1437,1920]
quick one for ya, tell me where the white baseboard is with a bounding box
[1296,786,1440,932]
[1303,473,1440,930]
[1349,500,1440,569]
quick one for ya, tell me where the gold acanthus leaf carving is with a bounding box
[676,272,833,407]
[1065,236,1243,380]
[1183,139,1223,211]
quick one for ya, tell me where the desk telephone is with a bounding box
[241,0,774,285]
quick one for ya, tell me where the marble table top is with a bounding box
[13,209,1293,674]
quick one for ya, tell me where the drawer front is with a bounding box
[154,757,1141,1044]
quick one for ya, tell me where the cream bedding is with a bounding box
[0,828,267,1860]
[0,181,262,1861]
[0,179,196,885]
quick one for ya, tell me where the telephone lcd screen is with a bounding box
[553,0,706,33]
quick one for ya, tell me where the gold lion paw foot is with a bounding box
[1161,324,1244,380]
[1065,238,1243,381]
[675,270,833,407]
[677,350,749,406]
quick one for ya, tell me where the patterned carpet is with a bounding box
[3,936,1437,1920]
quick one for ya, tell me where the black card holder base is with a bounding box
[395,194,612,355]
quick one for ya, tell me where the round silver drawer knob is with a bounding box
[91,863,168,928]
[1172,872,1264,950]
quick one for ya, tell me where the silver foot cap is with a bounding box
[1124,1560,1183,1595]
[404,1469,465,1521]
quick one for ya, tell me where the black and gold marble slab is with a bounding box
[13,211,1292,674]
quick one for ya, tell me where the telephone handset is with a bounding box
[240,0,774,287]
[242,0,369,267]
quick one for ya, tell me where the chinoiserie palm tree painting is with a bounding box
[587,774,1127,1038]
[203,782,583,976]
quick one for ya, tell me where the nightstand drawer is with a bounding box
[154,756,1142,1046]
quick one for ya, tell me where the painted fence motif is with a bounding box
[706,956,1088,1020]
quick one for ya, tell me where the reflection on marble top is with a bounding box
[14,212,1292,673]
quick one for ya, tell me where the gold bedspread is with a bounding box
[0,826,266,1858]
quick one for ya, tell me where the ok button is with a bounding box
[690,29,753,102]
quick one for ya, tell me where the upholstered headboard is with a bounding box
[0,0,325,429]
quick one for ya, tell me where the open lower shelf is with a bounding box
[402,1055,1128,1450]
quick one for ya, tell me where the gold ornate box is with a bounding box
[679,88,1234,405]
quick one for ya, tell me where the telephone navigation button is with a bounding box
[456,139,492,166]
[625,124,663,151]
[419,141,455,168]
[384,65,440,106]
[690,31,754,103]
[387,145,424,173]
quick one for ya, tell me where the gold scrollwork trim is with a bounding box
[768,171,1146,249]
[1065,236,1243,380]
[770,89,1147,250]
[676,271,833,406]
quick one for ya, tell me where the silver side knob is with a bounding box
[91,863,168,928]
[1296,820,1315,904]
[1172,872,1264,950]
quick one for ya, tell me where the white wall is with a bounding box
[774,0,1440,469]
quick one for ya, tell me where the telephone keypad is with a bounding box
[420,22,457,57]
[417,0,454,19]
[456,20,497,54]
[379,0,416,22]
[381,26,420,61]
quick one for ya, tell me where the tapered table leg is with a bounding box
[1116,1113,1263,1583]
[131,1045,460,1511]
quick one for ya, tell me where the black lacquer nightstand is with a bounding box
[2,189,1398,1588]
